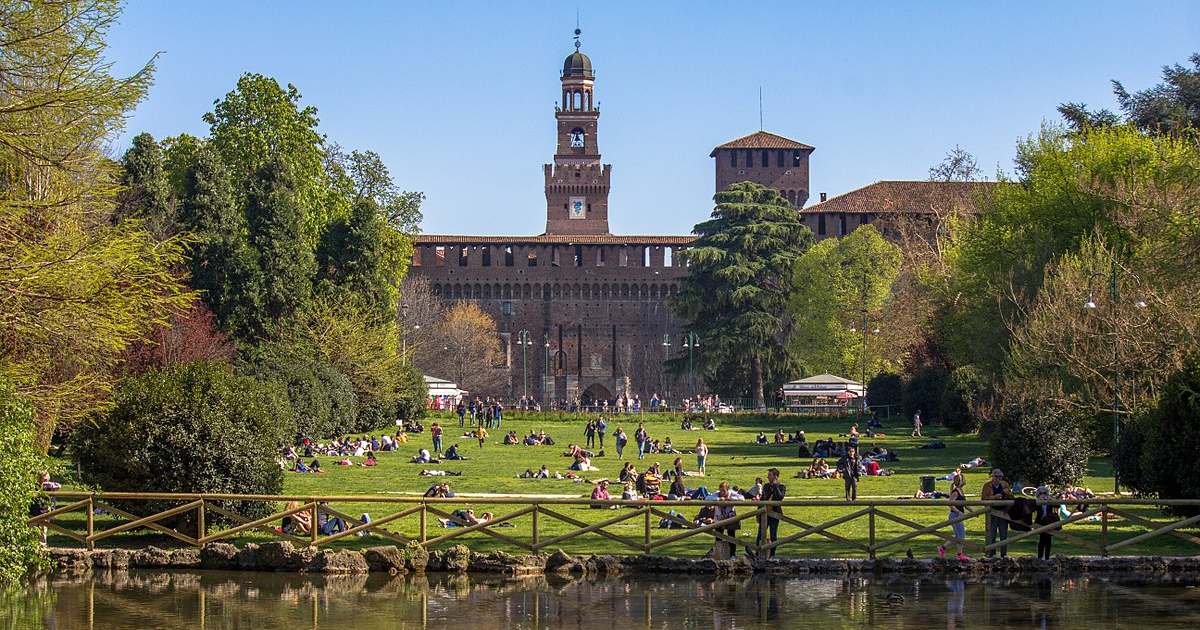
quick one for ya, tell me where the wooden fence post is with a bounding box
[419,504,427,544]
[1100,503,1108,558]
[196,500,206,546]
[86,495,95,550]
[868,506,876,559]
[532,504,540,548]
[643,505,652,554]
[310,503,318,547]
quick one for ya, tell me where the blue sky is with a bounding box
[107,2,1198,236]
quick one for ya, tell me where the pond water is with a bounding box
[4,570,1200,629]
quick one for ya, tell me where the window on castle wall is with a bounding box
[527,251,538,267]
[411,248,422,266]
[482,247,491,267]
[664,247,673,267]
[597,248,606,266]
[504,246,514,267]
[619,247,628,267]
[642,247,650,267]
[761,150,768,168]
[434,246,445,266]
[458,247,468,266]
[793,150,802,167]
[839,213,848,236]
[551,248,561,267]
[574,245,583,267]
[729,151,736,168]
[818,214,827,236]
[777,150,785,167]
[745,150,753,167]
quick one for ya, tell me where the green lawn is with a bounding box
[44,412,1198,559]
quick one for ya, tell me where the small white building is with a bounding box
[781,374,865,414]
[424,375,466,410]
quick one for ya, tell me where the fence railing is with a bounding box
[29,492,1200,558]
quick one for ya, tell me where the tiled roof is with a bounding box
[802,180,1000,215]
[413,234,697,246]
[710,131,815,156]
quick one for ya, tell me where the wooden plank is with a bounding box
[315,505,421,547]
[767,509,871,552]
[534,506,644,552]
[1107,514,1200,552]
[45,521,88,544]
[1106,507,1200,548]
[648,509,761,550]
[204,503,307,546]
[423,505,534,550]
[200,502,315,545]
[871,508,988,552]
[26,499,92,525]
[89,500,201,546]
[648,507,742,549]
[983,507,1104,552]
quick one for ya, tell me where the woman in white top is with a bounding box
[695,438,709,474]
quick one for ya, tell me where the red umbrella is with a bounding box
[835,390,858,400]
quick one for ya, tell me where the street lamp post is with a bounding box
[1084,258,1148,495]
[517,329,532,402]
[682,333,700,399]
[543,334,551,409]
[661,334,672,406]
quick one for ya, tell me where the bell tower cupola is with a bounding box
[544,28,611,235]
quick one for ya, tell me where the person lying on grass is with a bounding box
[419,469,462,477]
[439,509,490,527]
[518,465,553,479]
[422,482,455,497]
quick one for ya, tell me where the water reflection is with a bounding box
[5,569,1200,629]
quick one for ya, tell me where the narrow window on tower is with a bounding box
[411,248,422,267]
[777,150,785,167]
[761,150,768,167]
[458,247,468,266]
[482,247,491,267]
[818,214,827,236]
[664,247,673,267]
[434,246,445,266]
[504,246,514,267]
[527,250,538,267]
[729,150,737,167]
[574,244,583,267]
[596,247,606,266]
[793,150,802,167]
[619,247,628,267]
[745,150,753,168]
[839,213,848,236]
[551,247,561,267]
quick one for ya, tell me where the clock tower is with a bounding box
[544,29,611,235]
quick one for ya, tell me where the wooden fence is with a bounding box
[29,492,1200,558]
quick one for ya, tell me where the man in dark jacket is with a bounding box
[838,447,861,501]
[756,468,786,557]
[1034,486,1061,559]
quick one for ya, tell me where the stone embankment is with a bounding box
[47,545,1200,578]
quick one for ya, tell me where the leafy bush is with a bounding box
[989,399,1090,488]
[72,363,292,523]
[866,372,902,410]
[939,366,987,433]
[0,379,46,585]
[902,366,948,422]
[239,343,357,440]
[1119,358,1200,515]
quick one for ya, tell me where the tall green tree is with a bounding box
[1059,52,1200,134]
[204,73,332,238]
[316,198,403,322]
[115,132,174,238]
[674,182,812,410]
[244,159,315,339]
[0,0,193,445]
[325,144,424,233]
[789,224,901,378]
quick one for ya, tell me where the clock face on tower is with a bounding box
[569,128,585,148]
[569,196,586,219]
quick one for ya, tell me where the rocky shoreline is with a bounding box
[46,544,1200,578]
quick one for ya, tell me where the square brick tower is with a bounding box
[544,30,611,235]
[711,131,814,208]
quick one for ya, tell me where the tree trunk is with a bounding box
[751,354,767,412]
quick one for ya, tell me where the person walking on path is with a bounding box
[615,427,628,459]
[597,416,607,449]
[456,402,466,428]
[911,410,923,437]
[696,438,709,474]
[939,473,970,560]
[430,422,443,455]
[494,400,503,429]
[981,468,1013,557]
[838,447,861,501]
[756,467,786,557]
[474,425,488,448]
[635,424,649,461]
[1034,485,1060,560]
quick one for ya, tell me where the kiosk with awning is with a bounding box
[424,375,466,410]
[781,374,865,414]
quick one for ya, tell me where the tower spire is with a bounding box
[575,9,582,50]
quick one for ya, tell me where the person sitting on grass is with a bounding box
[668,474,689,500]
[443,443,467,460]
[680,417,694,431]
[309,459,325,474]
[660,437,680,454]
[317,501,348,535]
[282,501,311,535]
[774,430,786,444]
[503,431,519,445]
[411,448,435,464]
[621,481,639,501]
[590,479,611,507]
[704,417,717,431]
[422,482,455,498]
[619,462,637,483]
[571,452,598,472]
[360,452,378,467]
[755,432,769,445]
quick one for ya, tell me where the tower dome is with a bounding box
[562,50,593,79]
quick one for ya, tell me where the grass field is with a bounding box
[46,411,1198,559]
